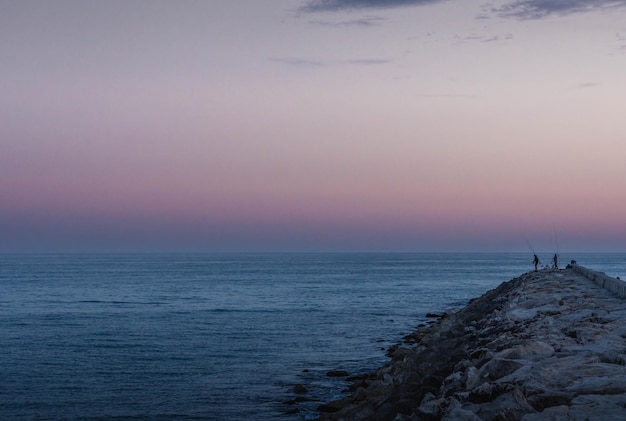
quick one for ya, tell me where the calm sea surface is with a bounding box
[1,253,625,420]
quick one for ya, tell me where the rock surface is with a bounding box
[318,268,626,420]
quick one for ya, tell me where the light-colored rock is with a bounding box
[479,358,524,381]
[441,399,482,421]
[568,393,626,420]
[495,341,555,361]
[442,405,482,421]
[521,405,569,421]
[416,392,444,417]
[474,387,536,420]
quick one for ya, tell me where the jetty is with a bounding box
[317,265,626,420]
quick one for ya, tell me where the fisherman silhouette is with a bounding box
[552,254,558,270]
[533,254,539,272]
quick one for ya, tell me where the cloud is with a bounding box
[301,0,626,19]
[418,93,480,99]
[481,34,514,42]
[493,0,626,19]
[301,0,441,12]
[347,58,391,65]
[453,33,514,44]
[576,82,600,89]
[270,57,390,67]
[270,57,326,67]
[617,32,626,50]
[308,16,386,26]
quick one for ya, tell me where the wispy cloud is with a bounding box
[347,58,391,65]
[493,0,626,19]
[418,93,480,99]
[576,82,601,89]
[453,33,514,44]
[271,57,390,67]
[270,57,326,67]
[481,33,514,42]
[309,16,386,27]
[301,0,441,12]
[300,0,626,19]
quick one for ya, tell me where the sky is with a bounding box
[2,0,626,253]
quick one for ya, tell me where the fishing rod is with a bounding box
[553,225,560,256]
[521,232,542,268]
[553,225,560,269]
[520,232,536,255]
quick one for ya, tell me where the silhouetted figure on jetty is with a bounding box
[533,254,539,272]
[552,253,558,269]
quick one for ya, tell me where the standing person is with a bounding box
[533,254,539,272]
[552,253,558,269]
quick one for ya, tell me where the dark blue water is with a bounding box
[1,253,624,420]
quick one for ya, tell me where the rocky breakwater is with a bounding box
[318,267,626,420]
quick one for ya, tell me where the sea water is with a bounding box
[1,253,625,420]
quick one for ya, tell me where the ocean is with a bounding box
[1,253,625,420]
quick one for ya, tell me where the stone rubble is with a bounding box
[317,267,626,420]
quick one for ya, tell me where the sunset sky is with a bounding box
[2,0,626,253]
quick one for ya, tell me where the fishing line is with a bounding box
[553,225,560,256]
[520,232,535,255]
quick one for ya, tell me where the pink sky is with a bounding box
[2,0,626,252]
